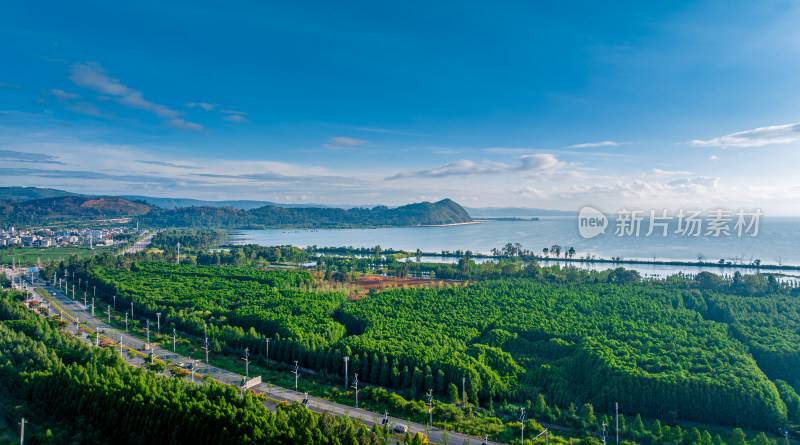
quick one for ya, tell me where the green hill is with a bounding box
[0,194,472,228]
[0,186,80,201]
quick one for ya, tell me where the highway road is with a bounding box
[29,276,502,445]
[122,232,155,255]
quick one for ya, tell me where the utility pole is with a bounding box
[244,347,250,378]
[120,334,123,355]
[352,373,361,408]
[533,428,549,445]
[93,285,95,297]
[265,338,270,363]
[292,360,299,391]
[106,306,111,323]
[156,313,161,334]
[172,328,176,352]
[602,421,608,445]
[113,295,116,309]
[616,402,619,445]
[19,418,26,445]
[191,360,195,384]
[130,302,133,319]
[427,389,434,428]
[343,356,349,389]
[146,320,150,346]
[124,312,128,333]
[176,242,180,264]
[91,298,94,316]
[204,323,209,364]
[462,377,466,406]
[71,284,74,299]
[520,407,526,445]
[95,327,100,347]
[83,293,87,311]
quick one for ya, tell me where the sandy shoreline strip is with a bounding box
[416,221,483,227]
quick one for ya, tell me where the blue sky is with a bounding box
[2,1,800,213]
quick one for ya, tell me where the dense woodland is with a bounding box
[0,289,401,444]
[49,256,800,435]
[0,194,472,228]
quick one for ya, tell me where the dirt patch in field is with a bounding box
[353,275,465,293]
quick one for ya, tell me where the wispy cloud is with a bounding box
[222,114,250,123]
[324,136,368,149]
[650,168,690,176]
[164,118,204,131]
[137,160,200,169]
[0,82,24,90]
[67,62,202,129]
[343,126,428,137]
[0,149,66,165]
[565,141,619,149]
[387,153,563,180]
[186,102,218,111]
[689,122,800,148]
[220,109,247,115]
[46,89,81,101]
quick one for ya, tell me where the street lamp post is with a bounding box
[427,389,434,428]
[244,347,250,378]
[343,356,349,389]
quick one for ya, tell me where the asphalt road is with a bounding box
[29,277,502,445]
[122,232,155,255]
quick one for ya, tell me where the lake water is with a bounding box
[227,216,800,275]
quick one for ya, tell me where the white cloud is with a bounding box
[565,141,619,149]
[164,119,204,131]
[222,114,250,123]
[69,62,134,96]
[47,89,81,101]
[186,102,218,111]
[667,176,719,188]
[387,153,565,180]
[116,91,180,118]
[689,122,800,148]
[323,137,368,149]
[650,168,690,176]
[68,62,181,119]
[220,109,247,115]
[709,155,719,161]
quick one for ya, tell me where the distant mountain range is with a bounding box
[0,187,472,228]
[0,187,574,223]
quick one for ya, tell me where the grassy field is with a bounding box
[0,246,113,266]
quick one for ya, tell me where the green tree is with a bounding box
[447,383,459,403]
[729,429,747,445]
[651,420,663,438]
[631,414,645,435]
[580,403,598,431]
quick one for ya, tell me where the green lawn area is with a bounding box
[0,246,112,266]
